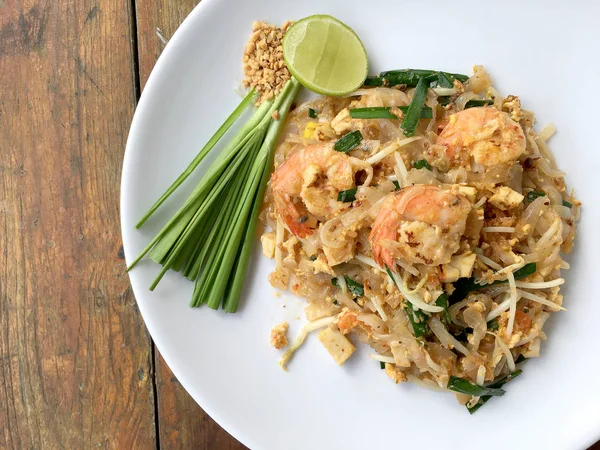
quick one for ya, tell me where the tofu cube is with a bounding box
[489,186,524,210]
[318,327,355,366]
[451,253,477,278]
[457,185,477,202]
[260,232,276,259]
[441,264,461,283]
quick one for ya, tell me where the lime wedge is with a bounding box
[282,15,368,96]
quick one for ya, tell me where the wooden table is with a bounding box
[0,0,597,448]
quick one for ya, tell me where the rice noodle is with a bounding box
[429,317,472,357]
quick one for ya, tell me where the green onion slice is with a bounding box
[448,376,506,398]
[464,99,494,109]
[349,106,433,120]
[525,191,546,202]
[413,159,432,170]
[337,188,357,202]
[466,370,523,414]
[401,77,429,137]
[334,130,363,153]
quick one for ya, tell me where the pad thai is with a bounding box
[260,66,580,411]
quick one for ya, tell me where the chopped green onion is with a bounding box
[309,255,317,261]
[435,293,451,324]
[525,191,546,202]
[337,188,357,202]
[449,263,537,304]
[466,370,522,413]
[332,275,364,297]
[435,72,454,88]
[464,99,494,109]
[405,301,430,337]
[448,376,506,398]
[334,130,363,153]
[401,77,429,137]
[562,199,573,208]
[413,159,432,170]
[515,355,528,364]
[392,180,400,190]
[364,69,469,87]
[380,361,386,369]
[308,108,318,118]
[349,106,433,120]
[487,318,499,331]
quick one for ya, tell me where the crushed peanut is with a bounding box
[270,321,289,349]
[243,21,292,104]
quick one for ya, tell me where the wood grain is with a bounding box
[134,0,246,448]
[0,0,155,448]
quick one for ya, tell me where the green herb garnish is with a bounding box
[332,275,364,297]
[392,180,401,190]
[337,188,357,202]
[466,370,523,414]
[405,301,430,338]
[525,191,546,202]
[308,108,318,118]
[487,319,499,331]
[435,293,451,324]
[349,106,433,120]
[401,77,429,137]
[380,361,386,369]
[364,69,469,87]
[413,159,432,170]
[464,99,494,109]
[449,263,537,304]
[334,130,363,153]
[562,199,573,208]
[448,376,507,398]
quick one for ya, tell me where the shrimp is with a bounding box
[271,143,372,238]
[369,185,471,268]
[437,107,526,167]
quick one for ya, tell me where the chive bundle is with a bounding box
[129,79,301,312]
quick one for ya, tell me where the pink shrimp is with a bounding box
[369,185,471,268]
[437,107,526,166]
[271,143,371,238]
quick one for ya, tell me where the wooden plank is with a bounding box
[0,0,156,448]
[134,1,246,448]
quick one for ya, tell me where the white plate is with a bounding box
[121,1,600,449]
